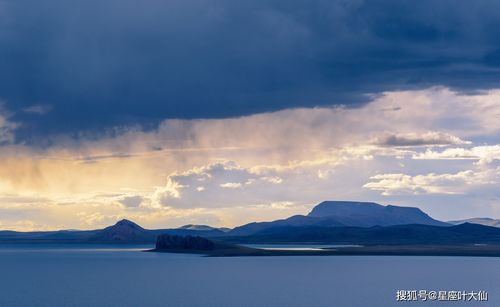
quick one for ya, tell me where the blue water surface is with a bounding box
[0,244,498,306]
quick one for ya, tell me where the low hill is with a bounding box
[88,219,156,243]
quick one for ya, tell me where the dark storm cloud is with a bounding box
[2,0,500,140]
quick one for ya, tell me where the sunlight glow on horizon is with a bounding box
[1,87,500,231]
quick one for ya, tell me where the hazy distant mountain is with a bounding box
[178,224,231,232]
[230,201,447,236]
[178,224,216,231]
[0,229,99,242]
[448,218,500,227]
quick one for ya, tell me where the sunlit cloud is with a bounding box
[364,168,500,196]
[1,87,500,229]
[220,182,243,189]
[413,145,500,165]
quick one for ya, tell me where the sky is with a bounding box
[1,0,500,230]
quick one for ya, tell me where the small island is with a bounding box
[151,234,263,256]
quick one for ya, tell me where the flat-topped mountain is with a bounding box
[309,201,446,227]
[230,201,447,236]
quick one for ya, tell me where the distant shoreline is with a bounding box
[149,244,500,257]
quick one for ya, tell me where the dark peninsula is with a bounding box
[151,233,500,257]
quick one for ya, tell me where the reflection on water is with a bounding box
[243,244,363,250]
[0,243,153,253]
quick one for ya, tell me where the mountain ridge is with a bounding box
[0,201,492,245]
[226,223,500,245]
[230,201,447,236]
[0,219,226,243]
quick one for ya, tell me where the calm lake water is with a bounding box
[0,244,498,307]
